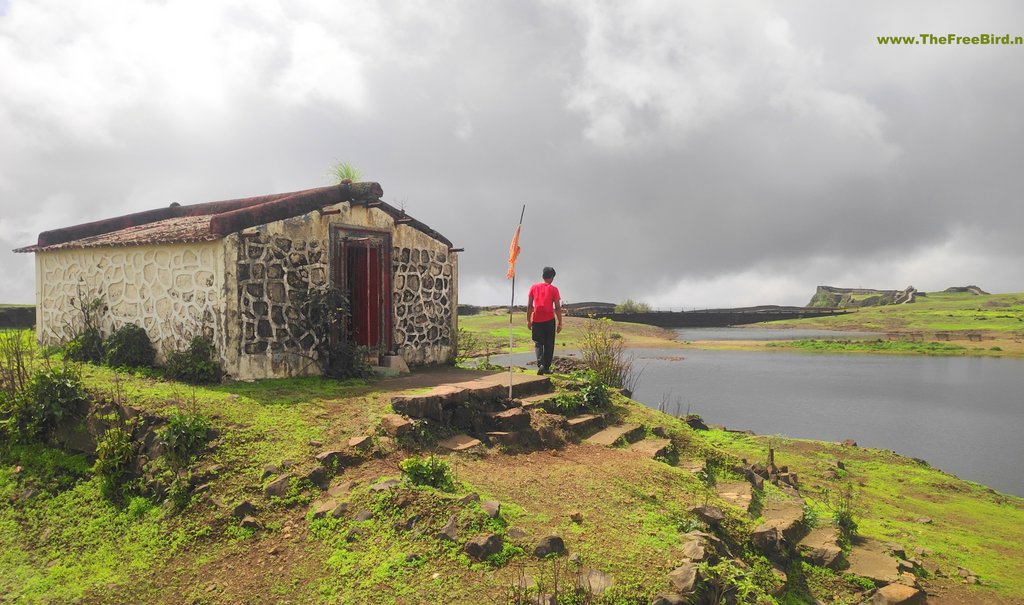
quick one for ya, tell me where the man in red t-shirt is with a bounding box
[526,266,562,375]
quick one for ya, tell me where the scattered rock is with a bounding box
[380,414,413,437]
[371,479,400,492]
[261,464,279,480]
[463,533,503,561]
[401,514,420,532]
[239,515,260,530]
[280,459,295,469]
[327,480,358,498]
[232,500,256,519]
[681,537,707,562]
[870,583,926,605]
[651,426,668,438]
[458,492,480,505]
[841,439,858,447]
[481,500,501,518]
[683,415,708,430]
[311,499,348,520]
[668,562,699,594]
[533,535,567,558]
[437,514,458,542]
[573,568,613,596]
[306,467,330,490]
[570,511,584,524]
[308,440,323,448]
[847,539,901,584]
[438,434,482,452]
[797,527,843,569]
[688,505,725,526]
[264,474,293,499]
[751,525,785,560]
[348,435,372,450]
[507,527,528,540]
[651,595,688,605]
[353,510,374,522]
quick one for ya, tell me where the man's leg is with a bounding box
[531,322,545,373]
[540,319,556,373]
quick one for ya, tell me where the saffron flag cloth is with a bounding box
[507,224,521,280]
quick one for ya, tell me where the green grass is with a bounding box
[782,291,1024,334]
[766,339,970,355]
[702,429,1024,597]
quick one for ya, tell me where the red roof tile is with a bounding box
[14,182,453,253]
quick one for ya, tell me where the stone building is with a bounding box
[14,182,459,380]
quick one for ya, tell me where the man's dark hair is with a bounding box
[542,266,556,280]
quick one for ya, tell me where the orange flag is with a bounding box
[506,224,521,280]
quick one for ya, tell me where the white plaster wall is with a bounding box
[36,242,227,360]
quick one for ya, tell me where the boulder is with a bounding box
[347,435,372,450]
[573,568,613,596]
[264,474,293,499]
[533,535,567,558]
[353,510,374,522]
[306,467,330,490]
[751,525,785,560]
[507,527,528,540]
[797,527,843,569]
[371,478,400,492]
[231,500,256,519]
[380,414,413,437]
[311,499,348,520]
[481,500,501,519]
[688,505,725,526]
[870,583,926,605]
[668,562,699,594]
[463,533,503,562]
[437,514,459,542]
[239,515,260,530]
[459,492,480,505]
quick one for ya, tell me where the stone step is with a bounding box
[485,407,532,431]
[518,392,560,410]
[485,431,519,446]
[797,526,843,569]
[566,414,603,432]
[584,423,645,447]
[392,373,552,420]
[628,438,673,460]
[438,434,482,452]
[715,480,754,512]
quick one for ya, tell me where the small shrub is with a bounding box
[158,408,210,469]
[614,298,651,313]
[322,340,374,380]
[548,370,611,414]
[400,455,455,491]
[104,324,156,368]
[64,327,105,364]
[164,336,222,384]
[92,426,138,501]
[0,365,89,443]
[579,318,643,393]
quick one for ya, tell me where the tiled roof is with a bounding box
[14,182,454,253]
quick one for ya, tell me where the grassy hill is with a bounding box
[1,330,1023,604]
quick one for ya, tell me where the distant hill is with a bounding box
[808,285,918,308]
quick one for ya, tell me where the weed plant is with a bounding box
[400,455,455,491]
[158,407,210,470]
[164,336,222,384]
[103,324,156,369]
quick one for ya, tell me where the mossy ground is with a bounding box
[2,332,1023,603]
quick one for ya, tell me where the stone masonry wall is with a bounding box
[35,242,225,359]
[225,205,457,378]
[235,230,327,358]
[392,245,455,365]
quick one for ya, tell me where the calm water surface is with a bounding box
[493,347,1024,496]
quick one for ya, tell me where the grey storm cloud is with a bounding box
[1,0,1021,308]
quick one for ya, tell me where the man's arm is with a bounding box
[555,299,563,333]
[526,293,534,329]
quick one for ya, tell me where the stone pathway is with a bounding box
[584,423,644,447]
[438,434,482,452]
[628,438,673,460]
[846,537,901,584]
[715,480,754,512]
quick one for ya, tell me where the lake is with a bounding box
[492,338,1024,497]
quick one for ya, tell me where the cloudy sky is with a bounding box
[2,0,1021,308]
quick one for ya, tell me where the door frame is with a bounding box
[329,225,393,354]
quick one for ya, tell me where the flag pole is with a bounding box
[509,205,525,400]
